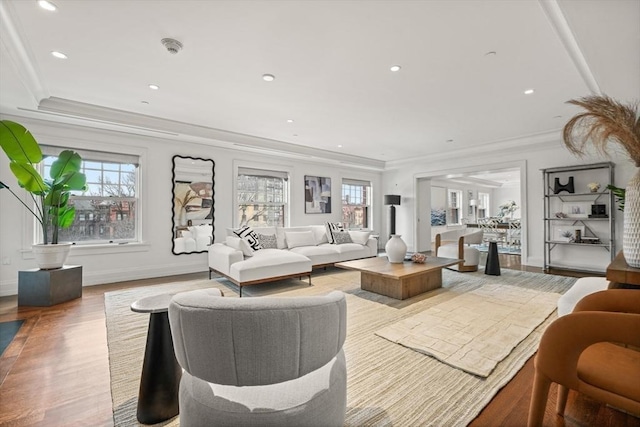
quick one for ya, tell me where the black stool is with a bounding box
[485,240,501,276]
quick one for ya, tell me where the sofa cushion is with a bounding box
[226,236,254,257]
[229,249,311,283]
[333,231,353,244]
[257,233,278,249]
[325,222,345,244]
[234,226,263,251]
[348,230,371,245]
[285,231,317,249]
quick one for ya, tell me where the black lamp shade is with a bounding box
[384,195,401,206]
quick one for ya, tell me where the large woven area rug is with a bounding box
[375,284,560,377]
[105,268,575,426]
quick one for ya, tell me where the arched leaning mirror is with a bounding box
[172,155,215,255]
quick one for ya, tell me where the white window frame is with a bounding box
[447,189,463,225]
[341,179,371,229]
[236,166,289,227]
[478,192,491,219]
[38,145,140,245]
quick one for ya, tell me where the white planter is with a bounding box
[385,235,407,263]
[32,243,72,270]
[623,169,640,267]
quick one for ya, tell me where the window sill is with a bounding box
[20,242,150,259]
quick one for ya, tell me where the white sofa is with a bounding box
[174,224,213,253]
[209,225,377,295]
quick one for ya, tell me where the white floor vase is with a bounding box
[623,169,640,267]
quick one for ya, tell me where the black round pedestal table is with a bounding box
[485,240,501,276]
[131,293,182,424]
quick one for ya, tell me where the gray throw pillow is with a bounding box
[333,231,353,245]
[257,233,278,249]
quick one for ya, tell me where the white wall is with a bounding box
[381,140,635,272]
[0,115,382,295]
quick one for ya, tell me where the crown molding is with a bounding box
[0,1,47,104]
[385,129,562,170]
[538,0,601,94]
[34,97,385,170]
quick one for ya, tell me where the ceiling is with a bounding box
[1,0,638,168]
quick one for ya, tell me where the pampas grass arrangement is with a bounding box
[562,95,640,166]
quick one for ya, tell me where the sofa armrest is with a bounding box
[366,237,378,255]
[208,243,243,276]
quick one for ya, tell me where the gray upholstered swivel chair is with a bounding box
[168,289,347,427]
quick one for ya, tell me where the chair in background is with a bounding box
[478,217,506,247]
[435,229,483,272]
[507,219,521,251]
[169,290,347,427]
[527,289,640,426]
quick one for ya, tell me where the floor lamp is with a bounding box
[384,195,401,237]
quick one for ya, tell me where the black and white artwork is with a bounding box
[305,175,332,213]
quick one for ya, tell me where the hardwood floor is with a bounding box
[0,257,637,427]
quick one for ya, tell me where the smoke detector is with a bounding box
[161,38,183,54]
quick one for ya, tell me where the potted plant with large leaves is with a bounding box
[562,95,640,267]
[0,120,87,269]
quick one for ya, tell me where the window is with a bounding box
[478,192,490,219]
[40,146,139,244]
[342,179,371,229]
[237,167,288,227]
[448,189,462,224]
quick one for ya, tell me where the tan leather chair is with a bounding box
[527,289,640,426]
[435,229,483,272]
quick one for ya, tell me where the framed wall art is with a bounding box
[562,202,591,218]
[305,175,332,213]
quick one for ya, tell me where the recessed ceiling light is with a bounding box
[141,101,149,104]
[524,89,535,95]
[148,84,159,90]
[262,74,275,82]
[38,0,57,11]
[553,115,562,119]
[390,65,401,72]
[293,134,298,137]
[446,139,454,143]
[51,51,67,59]
[484,51,497,57]
[287,119,294,123]
[337,145,343,148]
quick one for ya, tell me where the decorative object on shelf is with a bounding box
[385,234,407,264]
[304,175,332,213]
[589,204,608,218]
[607,184,626,211]
[497,200,518,219]
[587,182,601,192]
[562,201,591,218]
[554,225,585,243]
[411,253,427,263]
[562,95,640,267]
[574,229,582,243]
[553,177,575,194]
[384,195,401,236]
[0,120,87,270]
[555,212,568,218]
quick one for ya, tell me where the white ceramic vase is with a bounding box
[385,235,407,263]
[32,242,72,270]
[623,169,640,267]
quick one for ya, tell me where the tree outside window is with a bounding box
[342,180,371,229]
[237,167,288,227]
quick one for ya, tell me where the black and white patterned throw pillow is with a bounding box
[233,226,263,251]
[257,233,278,249]
[325,222,345,244]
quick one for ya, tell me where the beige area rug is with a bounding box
[375,284,560,377]
[105,268,575,427]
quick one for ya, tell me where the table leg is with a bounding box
[137,312,182,424]
[485,241,501,276]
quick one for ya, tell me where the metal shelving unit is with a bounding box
[542,162,615,273]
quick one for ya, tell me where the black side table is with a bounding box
[485,241,501,276]
[131,294,181,424]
